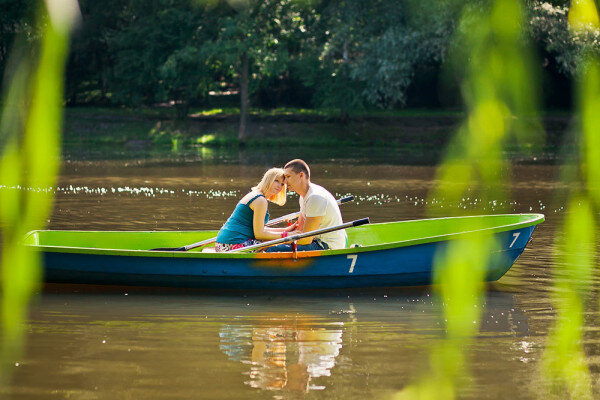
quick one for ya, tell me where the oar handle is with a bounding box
[351,217,370,226]
[265,212,299,227]
[227,217,370,253]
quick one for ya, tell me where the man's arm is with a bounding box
[296,215,322,245]
[297,212,305,232]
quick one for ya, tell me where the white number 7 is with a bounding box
[510,232,520,248]
[347,255,358,273]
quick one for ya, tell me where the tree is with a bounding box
[100,0,227,112]
[65,0,123,105]
[354,1,458,108]
[155,3,227,119]
[105,1,200,106]
[214,0,314,141]
[294,0,458,115]
[0,0,38,87]
[528,1,600,76]
[157,45,213,119]
[311,0,460,111]
[297,0,367,118]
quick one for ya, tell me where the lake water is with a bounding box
[5,147,596,399]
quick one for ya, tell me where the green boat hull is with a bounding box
[25,214,544,289]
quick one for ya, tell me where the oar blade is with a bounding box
[150,246,186,252]
[339,195,354,204]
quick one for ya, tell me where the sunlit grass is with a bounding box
[192,106,468,119]
[191,108,225,116]
[196,134,216,144]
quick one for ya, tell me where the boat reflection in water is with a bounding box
[219,316,344,392]
[217,290,533,395]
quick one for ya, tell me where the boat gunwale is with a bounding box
[25,213,544,259]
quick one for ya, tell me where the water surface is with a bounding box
[6,148,594,399]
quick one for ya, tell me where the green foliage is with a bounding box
[544,197,594,399]
[64,0,125,105]
[0,0,76,372]
[529,1,600,76]
[542,2,600,397]
[306,61,366,117]
[158,45,213,119]
[214,0,314,93]
[352,0,458,108]
[398,0,542,398]
[104,0,224,108]
[0,0,38,85]
[579,57,600,204]
[433,0,542,213]
[10,0,595,118]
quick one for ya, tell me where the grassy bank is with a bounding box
[63,106,571,153]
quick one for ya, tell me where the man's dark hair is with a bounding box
[284,159,310,180]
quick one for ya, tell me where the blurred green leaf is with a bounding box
[568,0,600,32]
[403,0,542,398]
[542,3,599,395]
[543,197,595,400]
[579,58,600,204]
[0,0,76,372]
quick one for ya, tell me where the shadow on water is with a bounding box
[62,141,555,167]
[64,143,445,166]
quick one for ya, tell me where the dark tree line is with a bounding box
[1,0,596,139]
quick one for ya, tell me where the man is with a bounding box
[266,159,347,252]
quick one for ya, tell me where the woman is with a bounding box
[215,168,293,252]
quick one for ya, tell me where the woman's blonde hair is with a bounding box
[252,168,287,206]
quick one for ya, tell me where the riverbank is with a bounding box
[63,106,572,155]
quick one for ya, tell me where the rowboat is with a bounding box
[25,213,544,289]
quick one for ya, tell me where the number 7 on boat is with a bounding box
[347,254,358,273]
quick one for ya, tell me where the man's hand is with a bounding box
[284,220,299,232]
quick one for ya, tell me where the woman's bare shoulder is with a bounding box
[250,195,268,209]
[240,191,261,203]
[242,191,266,209]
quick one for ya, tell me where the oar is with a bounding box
[150,195,355,251]
[227,217,370,253]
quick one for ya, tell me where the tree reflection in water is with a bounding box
[219,317,343,393]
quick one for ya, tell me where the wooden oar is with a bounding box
[150,195,355,251]
[227,217,370,253]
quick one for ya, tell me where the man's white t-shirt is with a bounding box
[299,183,347,250]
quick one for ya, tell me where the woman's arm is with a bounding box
[267,220,298,233]
[251,198,287,241]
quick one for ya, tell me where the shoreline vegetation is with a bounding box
[63,106,573,155]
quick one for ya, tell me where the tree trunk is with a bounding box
[238,51,249,143]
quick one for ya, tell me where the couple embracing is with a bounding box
[215,159,346,253]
